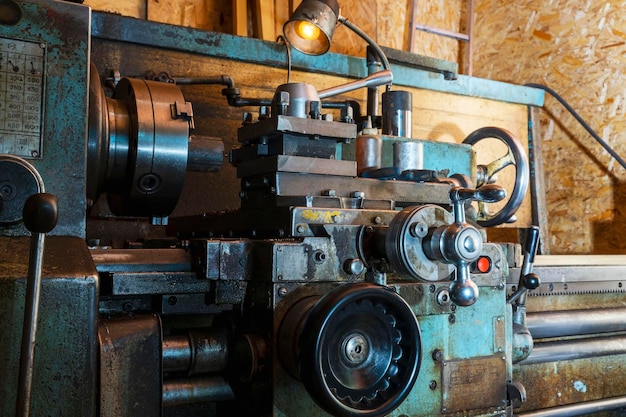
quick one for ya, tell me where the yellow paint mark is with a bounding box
[300,210,344,223]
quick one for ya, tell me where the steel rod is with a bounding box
[519,334,626,365]
[162,376,235,407]
[527,307,626,339]
[15,232,46,417]
[515,395,626,417]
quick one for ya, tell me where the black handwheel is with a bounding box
[463,126,529,227]
[299,282,421,417]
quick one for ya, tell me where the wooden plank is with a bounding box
[146,0,233,32]
[233,0,248,36]
[291,0,299,13]
[83,0,146,18]
[254,0,276,41]
[274,0,291,41]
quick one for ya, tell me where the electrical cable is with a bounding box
[525,83,626,171]
[276,35,292,84]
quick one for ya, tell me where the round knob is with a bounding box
[22,193,58,233]
[449,277,479,307]
[523,273,540,290]
[475,183,507,203]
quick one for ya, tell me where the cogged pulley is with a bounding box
[278,282,421,417]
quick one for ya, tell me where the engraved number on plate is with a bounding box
[0,38,45,159]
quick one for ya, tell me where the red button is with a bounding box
[476,256,491,273]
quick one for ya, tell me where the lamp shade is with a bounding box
[283,0,340,55]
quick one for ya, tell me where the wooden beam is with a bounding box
[233,0,248,36]
[254,0,275,41]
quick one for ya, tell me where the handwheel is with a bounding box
[463,126,529,227]
[298,283,421,417]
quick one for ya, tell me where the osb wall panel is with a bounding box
[473,0,626,254]
[408,0,463,64]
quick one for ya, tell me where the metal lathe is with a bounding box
[1,1,626,417]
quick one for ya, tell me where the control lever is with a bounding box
[16,193,58,417]
[507,225,541,305]
[507,225,540,364]
[424,184,506,307]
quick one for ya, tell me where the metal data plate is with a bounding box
[0,37,46,158]
[441,355,507,414]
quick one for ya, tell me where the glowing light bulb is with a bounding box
[295,21,321,41]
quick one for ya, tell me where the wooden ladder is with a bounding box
[408,0,474,76]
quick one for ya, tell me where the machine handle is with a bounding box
[431,186,504,307]
[507,226,541,305]
[16,193,58,417]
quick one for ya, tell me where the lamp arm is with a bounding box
[338,16,391,74]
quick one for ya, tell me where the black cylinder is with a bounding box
[382,90,412,138]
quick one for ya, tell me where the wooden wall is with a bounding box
[472,1,626,254]
[83,0,464,64]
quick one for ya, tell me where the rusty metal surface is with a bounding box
[0,236,98,417]
[237,114,356,143]
[514,354,626,414]
[0,0,90,237]
[99,313,162,417]
[442,355,507,414]
[236,154,357,177]
[91,248,192,272]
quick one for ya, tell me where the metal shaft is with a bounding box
[527,307,626,339]
[514,395,626,417]
[162,376,234,407]
[318,70,393,99]
[519,334,626,365]
[162,329,229,375]
[15,231,46,417]
[15,192,57,417]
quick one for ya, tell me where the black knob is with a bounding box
[475,184,506,203]
[523,273,540,290]
[22,193,58,233]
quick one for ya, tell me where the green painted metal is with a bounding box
[0,0,91,238]
[341,135,474,179]
[90,12,544,107]
[390,285,512,417]
[0,237,99,417]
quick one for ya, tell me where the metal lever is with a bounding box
[507,225,540,364]
[507,225,541,305]
[16,193,58,417]
[317,69,393,99]
[424,184,506,307]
